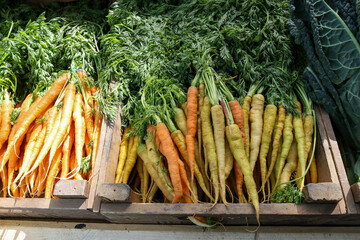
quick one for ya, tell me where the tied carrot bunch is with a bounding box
[0,71,103,198]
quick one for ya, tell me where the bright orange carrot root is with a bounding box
[186,86,198,182]
[156,123,183,203]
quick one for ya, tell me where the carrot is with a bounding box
[115,128,130,183]
[224,139,234,180]
[274,113,293,187]
[264,105,285,186]
[229,100,246,143]
[28,168,37,196]
[234,161,244,203]
[49,83,76,163]
[259,104,277,195]
[143,160,149,203]
[1,73,69,171]
[121,135,139,184]
[211,104,227,204]
[136,157,145,201]
[279,139,298,189]
[171,130,214,201]
[19,177,27,197]
[156,123,183,203]
[249,94,265,171]
[146,126,172,187]
[293,101,306,190]
[45,146,62,198]
[310,155,318,183]
[0,92,13,150]
[69,148,83,180]
[138,142,174,202]
[226,124,259,224]
[197,83,206,183]
[181,102,187,117]
[242,96,251,159]
[201,97,219,203]
[78,71,94,140]
[186,86,198,183]
[60,122,74,179]
[73,93,86,175]
[177,159,192,203]
[90,114,102,177]
[174,108,187,136]
[0,144,7,197]
[229,100,246,203]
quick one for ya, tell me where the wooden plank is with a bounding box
[87,119,109,210]
[105,106,122,184]
[54,180,90,199]
[314,106,347,214]
[318,107,358,214]
[90,119,115,212]
[315,106,339,184]
[0,199,103,220]
[101,203,342,225]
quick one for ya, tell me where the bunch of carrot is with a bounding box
[0,70,102,198]
[115,55,318,225]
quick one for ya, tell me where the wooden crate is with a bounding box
[94,105,351,226]
[0,119,110,221]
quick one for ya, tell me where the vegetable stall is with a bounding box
[0,0,359,226]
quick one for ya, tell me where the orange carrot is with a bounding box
[0,92,13,149]
[60,122,75,179]
[73,93,86,175]
[186,86,198,182]
[78,71,94,140]
[49,83,76,163]
[156,123,183,203]
[45,146,63,198]
[90,114,102,179]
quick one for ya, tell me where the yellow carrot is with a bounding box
[249,94,265,171]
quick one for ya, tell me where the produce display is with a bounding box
[0,0,358,226]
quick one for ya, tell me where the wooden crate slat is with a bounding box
[87,118,113,212]
[100,203,343,225]
[317,107,358,214]
[105,105,122,184]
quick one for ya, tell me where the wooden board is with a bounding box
[98,105,348,225]
[101,202,344,226]
[0,198,103,220]
[317,107,359,215]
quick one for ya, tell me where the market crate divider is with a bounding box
[0,120,109,220]
[95,105,349,226]
[317,107,360,216]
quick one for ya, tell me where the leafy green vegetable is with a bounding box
[290,0,360,183]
